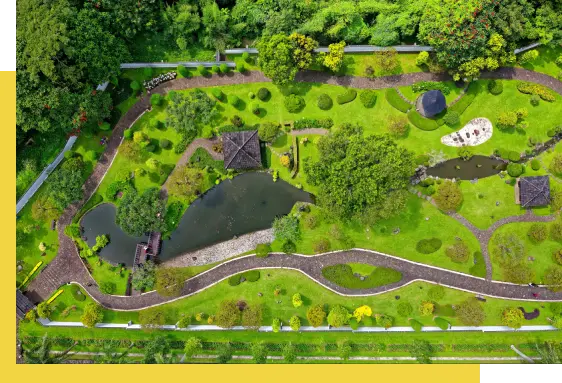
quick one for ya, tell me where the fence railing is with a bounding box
[120,61,235,69]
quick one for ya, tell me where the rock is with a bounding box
[392,227,400,235]
[258,292,263,297]
[17,265,22,272]
[359,276,365,281]
[395,295,400,300]
[528,256,535,262]
[496,201,500,206]
[425,217,429,221]
[192,257,197,261]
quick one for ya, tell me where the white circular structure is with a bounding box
[441,118,493,147]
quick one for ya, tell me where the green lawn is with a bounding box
[44,270,559,328]
[489,221,562,282]
[516,44,562,78]
[269,198,481,274]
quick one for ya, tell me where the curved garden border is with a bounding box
[24,68,562,307]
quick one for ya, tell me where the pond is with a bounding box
[81,172,312,266]
[425,155,505,180]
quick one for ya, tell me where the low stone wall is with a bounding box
[162,228,274,267]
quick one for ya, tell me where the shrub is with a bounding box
[289,315,301,331]
[508,151,521,162]
[313,238,331,253]
[211,65,220,74]
[211,88,225,101]
[219,63,229,74]
[317,94,333,110]
[443,111,460,126]
[419,301,435,316]
[502,307,524,329]
[549,154,562,176]
[434,180,463,212]
[123,129,133,140]
[99,282,116,294]
[415,51,429,66]
[507,163,524,177]
[228,275,241,286]
[130,80,141,92]
[292,293,303,308]
[375,314,394,329]
[415,238,442,254]
[304,214,320,229]
[408,110,439,131]
[336,89,357,105]
[445,240,470,263]
[177,65,189,77]
[456,299,486,326]
[251,103,260,115]
[387,115,409,138]
[397,302,413,317]
[99,122,111,131]
[255,243,271,258]
[530,94,540,106]
[258,122,280,142]
[519,49,539,64]
[488,80,503,95]
[327,305,350,327]
[409,318,423,332]
[359,90,377,108]
[497,111,518,129]
[306,305,326,327]
[528,223,547,243]
[282,240,296,253]
[428,285,446,301]
[244,270,260,282]
[237,62,246,73]
[531,159,541,171]
[159,139,172,149]
[322,264,402,289]
[553,249,562,265]
[284,94,305,113]
[257,87,270,101]
[415,154,430,166]
[150,93,163,106]
[197,65,206,75]
[248,91,254,99]
[457,146,474,161]
[516,82,556,102]
[434,317,450,330]
[293,118,334,130]
[228,94,240,107]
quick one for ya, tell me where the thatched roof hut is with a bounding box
[223,130,262,170]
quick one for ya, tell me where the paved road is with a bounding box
[16,136,77,215]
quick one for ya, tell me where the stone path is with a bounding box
[24,67,562,306]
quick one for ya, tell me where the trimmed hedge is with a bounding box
[408,110,439,131]
[228,94,241,107]
[257,87,270,101]
[293,118,333,130]
[531,159,541,171]
[385,88,411,113]
[321,264,402,289]
[228,270,261,286]
[211,88,225,101]
[415,238,442,254]
[434,317,450,330]
[488,80,503,95]
[447,83,477,115]
[317,94,333,110]
[517,81,556,102]
[336,89,357,104]
[284,94,305,113]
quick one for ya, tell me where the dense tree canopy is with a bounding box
[116,188,166,236]
[304,124,415,220]
[166,90,218,138]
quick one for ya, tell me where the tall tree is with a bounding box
[24,334,76,364]
[257,34,298,85]
[116,188,166,236]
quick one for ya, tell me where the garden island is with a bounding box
[16,0,562,364]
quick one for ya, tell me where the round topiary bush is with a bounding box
[416,238,443,254]
[313,238,331,253]
[284,94,305,113]
[197,65,206,76]
[258,122,280,142]
[242,52,250,62]
[359,90,377,108]
[531,159,541,171]
[212,65,220,74]
[130,80,141,93]
[228,94,241,107]
[488,80,503,95]
[123,129,133,140]
[317,93,333,110]
[143,67,153,78]
[257,87,270,101]
[211,88,225,101]
[508,151,521,162]
[219,63,229,73]
[248,91,255,99]
[282,240,296,253]
[150,93,163,106]
[428,285,446,301]
[228,274,241,286]
[530,94,540,106]
[443,111,460,126]
[255,243,271,258]
[507,163,524,177]
[244,270,260,282]
[554,249,562,265]
[160,138,172,149]
[445,240,470,263]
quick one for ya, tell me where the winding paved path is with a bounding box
[24,68,562,307]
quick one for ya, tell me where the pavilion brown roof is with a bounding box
[519,176,551,207]
[223,130,262,169]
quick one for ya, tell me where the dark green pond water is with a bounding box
[81,172,312,266]
[426,155,505,180]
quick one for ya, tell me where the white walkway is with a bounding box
[16,136,77,215]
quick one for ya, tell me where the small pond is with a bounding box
[425,155,505,180]
[81,172,312,266]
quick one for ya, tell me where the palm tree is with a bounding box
[534,342,562,364]
[23,334,76,364]
[94,342,133,364]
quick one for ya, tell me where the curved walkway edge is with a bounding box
[24,67,562,307]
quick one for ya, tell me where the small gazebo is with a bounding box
[223,130,262,170]
[516,176,551,207]
[417,90,446,118]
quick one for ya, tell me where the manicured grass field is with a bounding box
[271,197,481,275]
[489,221,562,282]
